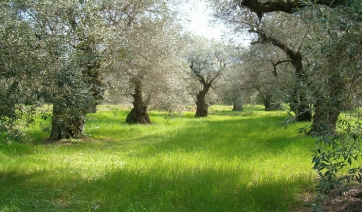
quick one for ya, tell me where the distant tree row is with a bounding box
[4,0,360,145]
[0,0,243,141]
[209,0,362,207]
[211,0,362,134]
[0,0,183,140]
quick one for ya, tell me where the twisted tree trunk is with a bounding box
[50,102,85,140]
[309,72,343,134]
[82,56,104,113]
[195,83,211,117]
[126,80,151,124]
[232,95,243,111]
[263,93,274,111]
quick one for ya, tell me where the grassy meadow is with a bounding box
[0,105,317,211]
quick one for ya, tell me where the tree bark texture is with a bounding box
[309,73,343,134]
[195,83,211,117]
[81,51,104,113]
[232,103,243,111]
[232,96,243,111]
[49,103,85,140]
[263,93,278,111]
[126,80,151,124]
[189,58,223,117]
[309,41,346,134]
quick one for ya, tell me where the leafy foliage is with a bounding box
[0,0,189,137]
[0,1,45,136]
[187,37,228,117]
[301,0,362,209]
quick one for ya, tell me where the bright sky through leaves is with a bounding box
[176,1,251,46]
[178,1,225,40]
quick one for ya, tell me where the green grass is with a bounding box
[0,105,316,211]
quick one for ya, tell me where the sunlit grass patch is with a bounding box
[208,104,285,118]
[1,104,316,211]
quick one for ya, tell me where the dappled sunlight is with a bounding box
[1,106,317,211]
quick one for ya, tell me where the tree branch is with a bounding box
[237,0,345,14]
[250,28,302,69]
[268,59,292,77]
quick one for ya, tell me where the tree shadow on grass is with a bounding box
[46,114,315,173]
[0,165,313,212]
[7,111,317,211]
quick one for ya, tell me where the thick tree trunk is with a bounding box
[309,73,343,134]
[195,96,208,117]
[83,60,104,114]
[309,43,345,134]
[126,80,151,124]
[291,68,312,122]
[195,83,211,117]
[85,76,104,113]
[50,103,85,140]
[232,94,243,111]
[232,102,243,111]
[290,88,312,122]
[263,93,274,111]
[189,57,223,117]
[310,96,339,134]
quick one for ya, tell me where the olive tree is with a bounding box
[28,0,106,140]
[0,1,45,138]
[211,0,355,133]
[104,0,189,124]
[243,44,293,111]
[187,37,227,117]
[253,15,312,119]
[212,1,313,120]
[215,44,246,111]
[218,68,244,111]
[2,0,110,140]
[211,0,362,208]
[1,0,188,139]
[304,1,362,206]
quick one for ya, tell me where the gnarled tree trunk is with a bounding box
[50,103,85,140]
[309,41,345,134]
[126,80,151,124]
[263,93,274,111]
[310,96,339,134]
[81,48,104,114]
[195,83,211,117]
[309,73,343,134]
[232,92,243,111]
[262,92,281,111]
[255,87,279,111]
